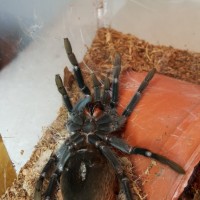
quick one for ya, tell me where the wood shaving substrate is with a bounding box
[1,28,200,200]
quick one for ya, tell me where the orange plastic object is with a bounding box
[0,135,16,196]
[119,71,200,199]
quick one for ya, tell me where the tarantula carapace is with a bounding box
[34,38,185,200]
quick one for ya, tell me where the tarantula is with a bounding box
[34,38,185,200]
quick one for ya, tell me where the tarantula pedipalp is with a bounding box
[34,38,185,200]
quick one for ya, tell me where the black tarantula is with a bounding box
[34,38,185,200]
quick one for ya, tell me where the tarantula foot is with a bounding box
[132,147,185,174]
[152,153,185,174]
[34,178,43,200]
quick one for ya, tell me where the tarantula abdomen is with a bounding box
[60,149,117,200]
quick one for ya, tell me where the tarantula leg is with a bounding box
[73,95,92,112]
[100,146,133,200]
[110,53,121,108]
[122,68,156,117]
[34,154,58,200]
[91,73,101,101]
[64,38,91,95]
[131,147,185,174]
[99,134,185,174]
[34,133,85,200]
[55,74,73,112]
[102,76,111,104]
[43,170,61,200]
[56,133,85,172]
[44,171,61,200]
[88,135,133,200]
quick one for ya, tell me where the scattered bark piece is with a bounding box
[83,28,200,85]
